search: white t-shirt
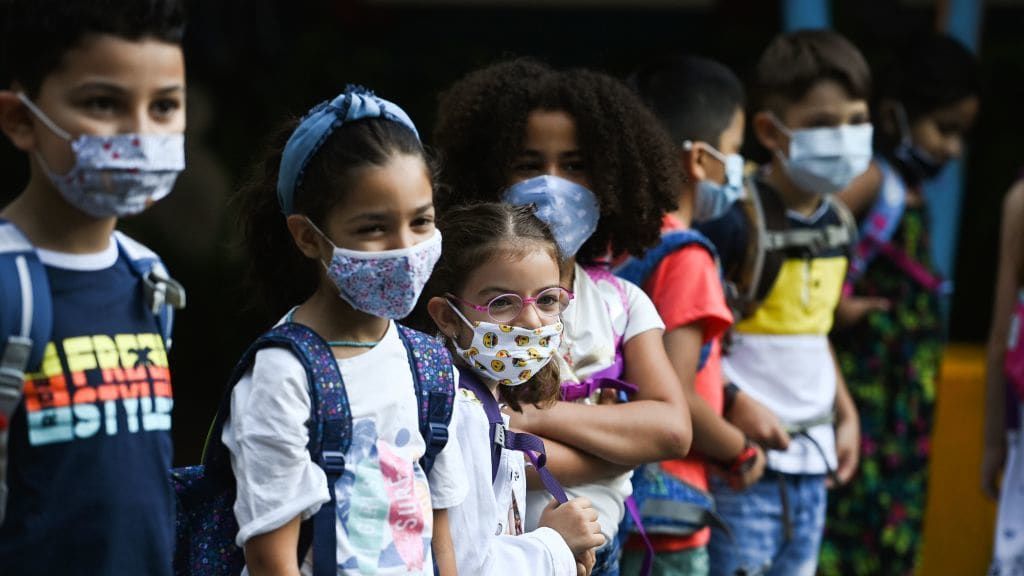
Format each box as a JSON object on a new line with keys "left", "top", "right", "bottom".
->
{"left": 222, "top": 320, "right": 468, "bottom": 576}
{"left": 524, "top": 264, "right": 665, "bottom": 544}
{"left": 722, "top": 334, "right": 837, "bottom": 474}
{"left": 448, "top": 390, "right": 577, "bottom": 575}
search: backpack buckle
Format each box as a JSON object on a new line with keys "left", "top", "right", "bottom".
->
{"left": 0, "top": 336, "right": 31, "bottom": 411}
{"left": 492, "top": 422, "right": 506, "bottom": 448}
{"left": 428, "top": 421, "right": 450, "bottom": 449}
{"left": 143, "top": 270, "right": 187, "bottom": 315}
{"left": 320, "top": 450, "right": 346, "bottom": 475}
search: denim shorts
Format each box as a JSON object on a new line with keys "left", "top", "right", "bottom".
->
{"left": 592, "top": 530, "right": 623, "bottom": 576}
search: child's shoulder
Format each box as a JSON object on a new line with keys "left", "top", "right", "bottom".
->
{"left": 111, "top": 230, "right": 164, "bottom": 263}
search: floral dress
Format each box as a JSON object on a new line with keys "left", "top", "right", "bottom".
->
{"left": 820, "top": 200, "right": 943, "bottom": 576}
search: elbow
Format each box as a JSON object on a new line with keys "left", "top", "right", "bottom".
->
{"left": 660, "top": 414, "right": 692, "bottom": 460}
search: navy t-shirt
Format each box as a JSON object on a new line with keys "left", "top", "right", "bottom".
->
{"left": 0, "top": 240, "right": 174, "bottom": 576}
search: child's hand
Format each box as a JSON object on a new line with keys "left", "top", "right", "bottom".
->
{"left": 726, "top": 392, "right": 791, "bottom": 450}
{"left": 538, "top": 497, "right": 605, "bottom": 557}
{"left": 575, "top": 548, "right": 596, "bottom": 576}
{"left": 981, "top": 440, "right": 1007, "bottom": 499}
{"left": 730, "top": 444, "right": 767, "bottom": 490}
{"left": 831, "top": 411, "right": 860, "bottom": 487}
{"left": 834, "top": 296, "right": 890, "bottom": 328}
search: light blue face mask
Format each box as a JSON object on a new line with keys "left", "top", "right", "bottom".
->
{"left": 771, "top": 116, "right": 874, "bottom": 195}
{"left": 685, "top": 140, "right": 745, "bottom": 222}
{"left": 502, "top": 175, "right": 600, "bottom": 260}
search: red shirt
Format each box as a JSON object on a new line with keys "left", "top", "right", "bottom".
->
{"left": 627, "top": 214, "right": 733, "bottom": 552}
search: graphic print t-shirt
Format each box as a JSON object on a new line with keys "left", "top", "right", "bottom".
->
{"left": 223, "top": 319, "right": 467, "bottom": 576}
{"left": 0, "top": 238, "right": 175, "bottom": 576}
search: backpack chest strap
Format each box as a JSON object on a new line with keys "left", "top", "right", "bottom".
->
{"left": 763, "top": 223, "right": 853, "bottom": 254}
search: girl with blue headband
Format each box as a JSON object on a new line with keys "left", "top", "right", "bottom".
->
{"left": 225, "top": 86, "right": 467, "bottom": 576}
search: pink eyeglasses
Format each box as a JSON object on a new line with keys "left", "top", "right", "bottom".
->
{"left": 447, "top": 286, "right": 574, "bottom": 323}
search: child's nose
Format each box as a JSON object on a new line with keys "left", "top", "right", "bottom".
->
{"left": 126, "top": 109, "right": 155, "bottom": 135}
{"left": 389, "top": 229, "right": 417, "bottom": 251}
{"left": 517, "top": 303, "right": 545, "bottom": 330}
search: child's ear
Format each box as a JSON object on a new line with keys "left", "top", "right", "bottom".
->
{"left": 285, "top": 215, "right": 327, "bottom": 260}
{"left": 427, "top": 296, "right": 460, "bottom": 340}
{"left": 681, "top": 145, "right": 707, "bottom": 182}
{"left": 0, "top": 90, "right": 37, "bottom": 152}
{"left": 753, "top": 111, "right": 787, "bottom": 153}
{"left": 876, "top": 99, "right": 900, "bottom": 138}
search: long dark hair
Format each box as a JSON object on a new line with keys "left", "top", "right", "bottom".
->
{"left": 412, "top": 202, "right": 562, "bottom": 412}
{"left": 234, "top": 114, "right": 431, "bottom": 323}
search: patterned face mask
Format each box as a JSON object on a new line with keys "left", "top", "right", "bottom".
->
{"left": 308, "top": 219, "right": 442, "bottom": 319}
{"left": 447, "top": 300, "right": 562, "bottom": 387}
{"left": 18, "top": 93, "right": 184, "bottom": 218}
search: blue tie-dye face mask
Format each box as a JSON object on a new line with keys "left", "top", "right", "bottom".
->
{"left": 502, "top": 175, "right": 600, "bottom": 260}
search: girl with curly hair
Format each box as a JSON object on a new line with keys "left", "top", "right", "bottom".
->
{"left": 433, "top": 59, "right": 694, "bottom": 576}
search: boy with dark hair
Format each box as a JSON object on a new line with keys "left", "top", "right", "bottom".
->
{"left": 618, "top": 55, "right": 768, "bottom": 576}
{"left": 695, "top": 30, "right": 866, "bottom": 576}
{"left": 0, "top": 1, "right": 186, "bottom": 574}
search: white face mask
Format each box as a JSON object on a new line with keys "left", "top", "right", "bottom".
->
{"left": 772, "top": 115, "right": 873, "bottom": 195}
{"left": 18, "top": 93, "right": 185, "bottom": 218}
{"left": 447, "top": 300, "right": 561, "bottom": 387}
{"left": 686, "top": 141, "right": 745, "bottom": 222}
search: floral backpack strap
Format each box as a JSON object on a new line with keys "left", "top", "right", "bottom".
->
{"left": 396, "top": 324, "right": 456, "bottom": 476}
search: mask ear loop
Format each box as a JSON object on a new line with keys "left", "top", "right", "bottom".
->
{"left": 445, "top": 298, "right": 478, "bottom": 330}
{"left": 16, "top": 93, "right": 72, "bottom": 140}
{"left": 301, "top": 216, "right": 341, "bottom": 271}
{"left": 892, "top": 102, "right": 914, "bottom": 149}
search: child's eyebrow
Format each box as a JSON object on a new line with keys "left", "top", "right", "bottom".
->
{"left": 69, "top": 81, "right": 129, "bottom": 95}
{"left": 153, "top": 85, "right": 185, "bottom": 95}
{"left": 413, "top": 203, "right": 434, "bottom": 215}
{"left": 347, "top": 211, "right": 391, "bottom": 223}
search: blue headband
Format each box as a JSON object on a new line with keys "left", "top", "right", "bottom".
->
{"left": 276, "top": 86, "right": 420, "bottom": 215}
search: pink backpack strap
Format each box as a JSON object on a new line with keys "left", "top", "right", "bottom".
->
{"left": 1006, "top": 291, "right": 1024, "bottom": 400}
{"left": 582, "top": 264, "right": 629, "bottom": 347}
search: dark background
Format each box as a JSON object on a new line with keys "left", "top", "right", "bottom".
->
{"left": 2, "top": 0, "right": 1022, "bottom": 464}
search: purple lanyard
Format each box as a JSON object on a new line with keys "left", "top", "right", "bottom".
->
{"left": 457, "top": 368, "right": 568, "bottom": 504}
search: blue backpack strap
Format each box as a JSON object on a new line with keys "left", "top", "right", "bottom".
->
{"left": 200, "top": 322, "right": 349, "bottom": 576}
{"left": 396, "top": 325, "right": 455, "bottom": 476}
{"left": 614, "top": 229, "right": 720, "bottom": 370}
{"left": 113, "top": 231, "right": 186, "bottom": 350}
{"left": 0, "top": 219, "right": 51, "bottom": 525}
{"left": 615, "top": 229, "right": 720, "bottom": 288}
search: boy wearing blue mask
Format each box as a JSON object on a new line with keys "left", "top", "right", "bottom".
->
{"left": 615, "top": 55, "right": 772, "bottom": 576}
{"left": 0, "top": 1, "right": 186, "bottom": 574}
{"left": 695, "top": 30, "right": 866, "bottom": 576}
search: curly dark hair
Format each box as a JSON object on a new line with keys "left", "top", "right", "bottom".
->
{"left": 408, "top": 202, "right": 562, "bottom": 412}
{"left": 233, "top": 113, "right": 431, "bottom": 324}
{"left": 433, "top": 58, "right": 680, "bottom": 263}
